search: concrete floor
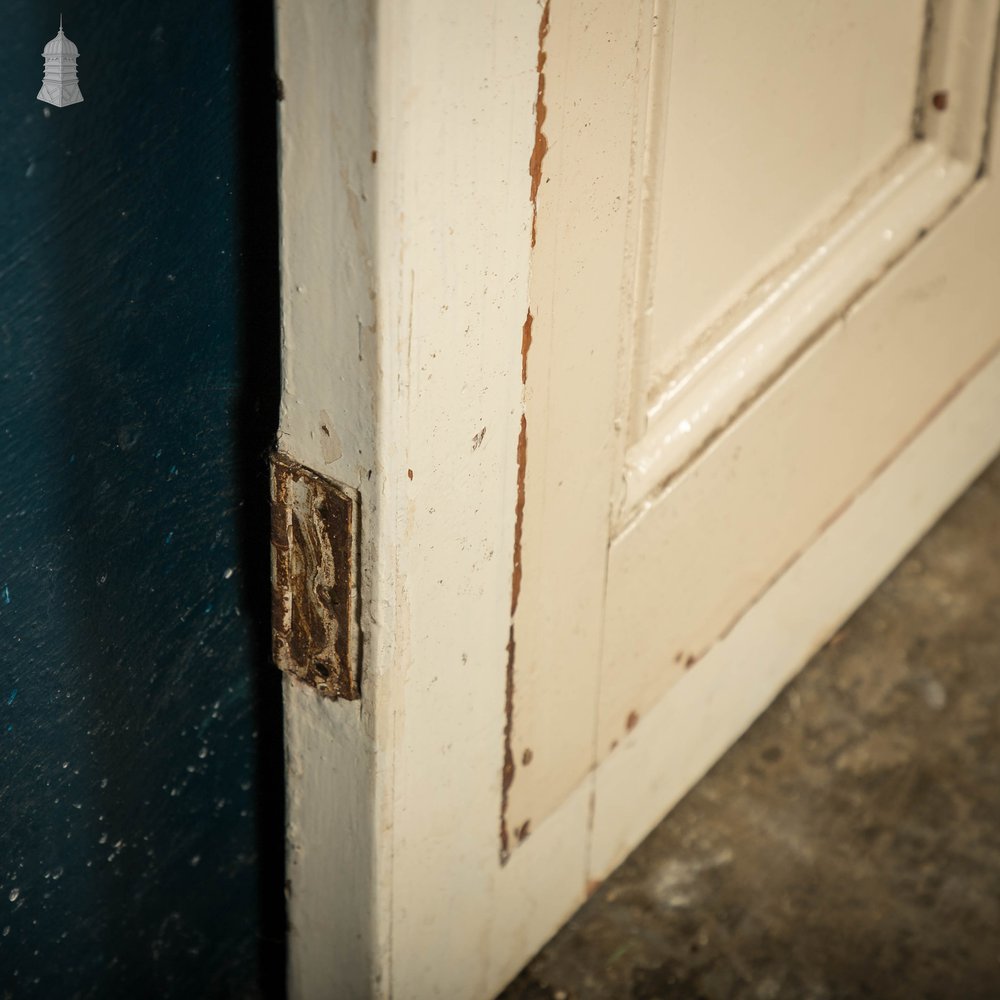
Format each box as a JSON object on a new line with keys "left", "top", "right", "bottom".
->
{"left": 501, "top": 455, "right": 1000, "bottom": 1000}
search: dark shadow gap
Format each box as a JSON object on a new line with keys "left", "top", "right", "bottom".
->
{"left": 232, "top": 2, "right": 286, "bottom": 996}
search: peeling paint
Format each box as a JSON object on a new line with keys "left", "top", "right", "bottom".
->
{"left": 528, "top": 1, "right": 551, "bottom": 248}
{"left": 318, "top": 409, "right": 343, "bottom": 464}
{"left": 521, "top": 311, "right": 533, "bottom": 384}
{"left": 500, "top": 1, "right": 551, "bottom": 864}
{"left": 500, "top": 624, "right": 516, "bottom": 863}
{"left": 510, "top": 414, "right": 528, "bottom": 617}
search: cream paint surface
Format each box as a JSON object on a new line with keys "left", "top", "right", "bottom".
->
{"left": 371, "top": 0, "right": 543, "bottom": 995}
{"left": 284, "top": 682, "right": 383, "bottom": 998}
{"left": 505, "top": 0, "right": 998, "bottom": 839}
{"left": 623, "top": 0, "right": 998, "bottom": 506}
{"left": 278, "top": 0, "right": 602, "bottom": 989}
{"left": 623, "top": 144, "right": 973, "bottom": 512}
{"left": 275, "top": 2, "right": 390, "bottom": 996}
{"left": 504, "top": 0, "right": 645, "bottom": 856}
{"left": 649, "top": 0, "right": 924, "bottom": 380}
{"left": 602, "top": 0, "right": 1000, "bottom": 754}
{"left": 600, "top": 169, "right": 1000, "bottom": 756}
{"left": 276, "top": 0, "right": 377, "bottom": 488}
{"left": 276, "top": 0, "right": 1000, "bottom": 997}
{"left": 592, "top": 342, "right": 1000, "bottom": 878}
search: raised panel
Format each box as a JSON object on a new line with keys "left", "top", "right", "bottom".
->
{"left": 623, "top": 0, "right": 997, "bottom": 511}
{"left": 601, "top": 0, "right": 1000, "bottom": 757}
{"left": 650, "top": 0, "right": 924, "bottom": 379}
{"left": 600, "top": 179, "right": 1000, "bottom": 756}
{"left": 495, "top": 0, "right": 1000, "bottom": 860}
{"left": 277, "top": 0, "right": 1000, "bottom": 994}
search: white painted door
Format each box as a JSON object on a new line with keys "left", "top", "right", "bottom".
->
{"left": 273, "top": 1, "right": 1000, "bottom": 997}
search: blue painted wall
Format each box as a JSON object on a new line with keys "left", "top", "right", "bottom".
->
{"left": 0, "top": 2, "right": 283, "bottom": 996}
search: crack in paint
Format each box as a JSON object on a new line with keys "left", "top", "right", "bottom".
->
{"left": 501, "top": 1, "right": 551, "bottom": 865}
{"left": 521, "top": 309, "right": 534, "bottom": 387}
{"left": 500, "top": 623, "right": 517, "bottom": 862}
{"left": 509, "top": 412, "right": 529, "bottom": 617}
{"left": 528, "top": 1, "right": 551, "bottom": 249}
{"left": 501, "top": 377, "right": 530, "bottom": 863}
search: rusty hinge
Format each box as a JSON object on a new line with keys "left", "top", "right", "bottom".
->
{"left": 270, "top": 452, "right": 360, "bottom": 700}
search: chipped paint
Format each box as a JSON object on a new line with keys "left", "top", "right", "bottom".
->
{"left": 528, "top": 1, "right": 551, "bottom": 248}
{"left": 521, "top": 310, "right": 533, "bottom": 384}
{"left": 500, "top": 413, "right": 529, "bottom": 863}
{"left": 318, "top": 410, "right": 343, "bottom": 464}
{"left": 271, "top": 452, "right": 360, "bottom": 700}
{"left": 509, "top": 414, "right": 529, "bottom": 617}
{"left": 500, "top": 1, "right": 551, "bottom": 865}
{"left": 500, "top": 624, "right": 517, "bottom": 862}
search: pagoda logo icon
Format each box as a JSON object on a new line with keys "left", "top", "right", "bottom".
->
{"left": 38, "top": 16, "right": 83, "bottom": 108}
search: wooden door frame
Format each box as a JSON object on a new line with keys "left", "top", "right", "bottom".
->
{"left": 273, "top": 2, "right": 1000, "bottom": 997}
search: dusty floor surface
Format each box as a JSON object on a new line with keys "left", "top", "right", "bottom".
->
{"left": 501, "top": 456, "right": 1000, "bottom": 1000}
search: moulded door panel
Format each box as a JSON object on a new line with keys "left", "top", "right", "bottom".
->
{"left": 503, "top": 0, "right": 1000, "bottom": 859}
{"left": 649, "top": 0, "right": 925, "bottom": 382}
{"left": 276, "top": 1, "right": 1000, "bottom": 997}
{"left": 599, "top": 0, "right": 1000, "bottom": 759}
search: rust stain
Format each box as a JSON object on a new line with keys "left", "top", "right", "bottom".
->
{"left": 625, "top": 710, "right": 639, "bottom": 732}
{"left": 685, "top": 653, "right": 698, "bottom": 669}
{"left": 500, "top": 2, "right": 551, "bottom": 864}
{"left": 371, "top": 149, "right": 378, "bottom": 163}
{"left": 510, "top": 414, "right": 528, "bottom": 617}
{"left": 521, "top": 311, "right": 533, "bottom": 384}
{"left": 500, "top": 624, "right": 516, "bottom": 862}
{"left": 932, "top": 90, "right": 949, "bottom": 112}
{"left": 271, "top": 453, "right": 360, "bottom": 700}
{"left": 407, "top": 468, "right": 413, "bottom": 481}
{"left": 528, "top": 0, "right": 551, "bottom": 248}
{"left": 521, "top": 747, "right": 533, "bottom": 766}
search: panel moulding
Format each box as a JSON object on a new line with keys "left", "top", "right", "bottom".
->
{"left": 619, "top": 0, "right": 1000, "bottom": 523}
